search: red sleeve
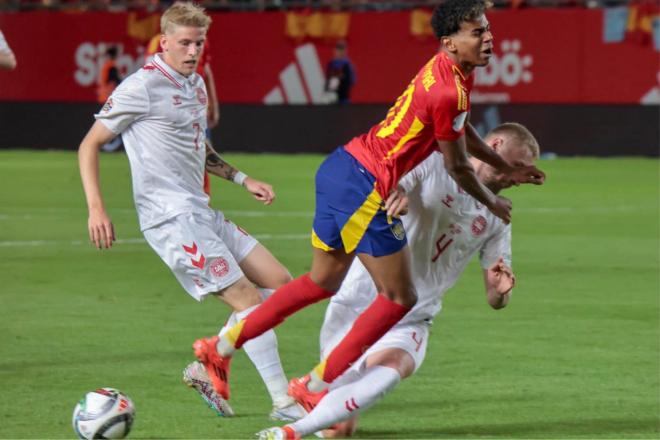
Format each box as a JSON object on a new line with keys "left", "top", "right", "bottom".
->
{"left": 431, "top": 84, "right": 468, "bottom": 142}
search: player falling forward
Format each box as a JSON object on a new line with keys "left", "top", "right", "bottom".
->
{"left": 192, "top": 0, "right": 545, "bottom": 416}
{"left": 78, "top": 1, "right": 301, "bottom": 421}
{"left": 257, "top": 122, "right": 540, "bottom": 439}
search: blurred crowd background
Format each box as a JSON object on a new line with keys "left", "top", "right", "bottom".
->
{"left": 0, "top": 0, "right": 656, "bottom": 156}
{"left": 0, "top": 0, "right": 634, "bottom": 12}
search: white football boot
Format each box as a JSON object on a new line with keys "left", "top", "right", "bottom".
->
{"left": 182, "top": 361, "right": 234, "bottom": 417}
{"left": 270, "top": 397, "right": 306, "bottom": 422}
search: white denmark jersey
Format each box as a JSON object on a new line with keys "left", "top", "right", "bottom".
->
{"left": 334, "top": 152, "right": 512, "bottom": 324}
{"left": 95, "top": 54, "right": 209, "bottom": 231}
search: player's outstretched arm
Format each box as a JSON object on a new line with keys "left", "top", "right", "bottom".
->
{"left": 466, "top": 123, "right": 545, "bottom": 185}
{"left": 79, "top": 121, "right": 117, "bottom": 249}
{"left": 204, "top": 141, "right": 275, "bottom": 205}
{"left": 483, "top": 257, "right": 514, "bottom": 309}
{"left": 437, "top": 137, "right": 512, "bottom": 224}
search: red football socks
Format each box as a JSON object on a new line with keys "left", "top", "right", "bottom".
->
{"left": 234, "top": 273, "right": 334, "bottom": 349}
{"left": 321, "top": 293, "right": 410, "bottom": 383}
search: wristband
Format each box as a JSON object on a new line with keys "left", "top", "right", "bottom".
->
{"left": 233, "top": 171, "right": 248, "bottom": 186}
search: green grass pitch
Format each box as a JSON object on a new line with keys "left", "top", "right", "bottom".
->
{"left": 0, "top": 151, "right": 658, "bottom": 439}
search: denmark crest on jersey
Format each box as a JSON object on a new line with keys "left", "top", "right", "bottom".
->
{"left": 210, "top": 257, "right": 229, "bottom": 278}
{"left": 101, "top": 98, "right": 113, "bottom": 113}
{"left": 471, "top": 215, "right": 487, "bottom": 236}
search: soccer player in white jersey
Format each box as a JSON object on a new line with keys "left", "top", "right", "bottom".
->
{"left": 78, "top": 1, "right": 302, "bottom": 422}
{"left": 257, "top": 122, "right": 540, "bottom": 439}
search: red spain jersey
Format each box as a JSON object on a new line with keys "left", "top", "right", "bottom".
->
{"left": 345, "top": 52, "right": 474, "bottom": 198}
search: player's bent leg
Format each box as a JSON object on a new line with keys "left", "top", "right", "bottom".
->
{"left": 358, "top": 247, "right": 417, "bottom": 308}
{"left": 198, "top": 250, "right": 345, "bottom": 400}
{"left": 214, "top": 276, "right": 263, "bottom": 311}
{"left": 365, "top": 347, "right": 416, "bottom": 380}
{"left": 228, "top": 247, "right": 352, "bottom": 350}
{"left": 288, "top": 365, "right": 401, "bottom": 437}
{"left": 307, "top": 247, "right": 415, "bottom": 390}
{"left": 193, "top": 277, "right": 261, "bottom": 399}
{"left": 239, "top": 243, "right": 293, "bottom": 290}
{"left": 308, "top": 247, "right": 356, "bottom": 292}
{"left": 318, "top": 349, "right": 414, "bottom": 437}
{"left": 233, "top": 303, "right": 303, "bottom": 420}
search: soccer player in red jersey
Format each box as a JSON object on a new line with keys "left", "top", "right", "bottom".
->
{"left": 192, "top": 0, "right": 545, "bottom": 415}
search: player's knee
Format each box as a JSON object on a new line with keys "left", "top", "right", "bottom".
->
{"left": 216, "top": 277, "right": 262, "bottom": 310}
{"left": 369, "top": 350, "right": 415, "bottom": 379}
{"left": 274, "top": 269, "right": 294, "bottom": 287}
{"left": 402, "top": 287, "right": 418, "bottom": 308}
{"left": 385, "top": 286, "right": 417, "bottom": 308}
{"left": 376, "top": 278, "right": 417, "bottom": 307}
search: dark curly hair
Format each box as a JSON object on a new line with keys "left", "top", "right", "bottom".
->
{"left": 431, "top": 0, "right": 493, "bottom": 39}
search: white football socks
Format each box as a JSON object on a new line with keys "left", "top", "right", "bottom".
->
{"left": 289, "top": 365, "right": 401, "bottom": 436}
{"left": 219, "top": 297, "right": 291, "bottom": 408}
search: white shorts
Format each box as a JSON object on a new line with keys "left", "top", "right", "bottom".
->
{"left": 319, "top": 300, "right": 430, "bottom": 388}
{"left": 143, "top": 210, "right": 258, "bottom": 301}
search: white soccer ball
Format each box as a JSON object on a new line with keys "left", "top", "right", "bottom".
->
{"left": 72, "top": 387, "right": 135, "bottom": 439}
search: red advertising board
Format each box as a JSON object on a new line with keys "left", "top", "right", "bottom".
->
{"left": 0, "top": 9, "right": 657, "bottom": 104}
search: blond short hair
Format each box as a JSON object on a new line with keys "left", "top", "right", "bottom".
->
{"left": 488, "top": 122, "right": 540, "bottom": 159}
{"left": 161, "top": 2, "right": 212, "bottom": 35}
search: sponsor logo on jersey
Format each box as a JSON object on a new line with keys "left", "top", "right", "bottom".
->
{"left": 183, "top": 242, "right": 206, "bottom": 269}
{"left": 195, "top": 87, "right": 207, "bottom": 105}
{"left": 452, "top": 111, "right": 468, "bottom": 132}
{"left": 471, "top": 215, "right": 488, "bottom": 236}
{"left": 101, "top": 97, "right": 113, "bottom": 113}
{"left": 391, "top": 221, "right": 406, "bottom": 241}
{"left": 210, "top": 257, "right": 229, "bottom": 278}
{"left": 172, "top": 95, "right": 182, "bottom": 105}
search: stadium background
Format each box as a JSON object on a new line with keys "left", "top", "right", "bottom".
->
{"left": 0, "top": 0, "right": 658, "bottom": 439}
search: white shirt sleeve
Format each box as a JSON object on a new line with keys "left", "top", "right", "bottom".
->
{"left": 479, "top": 224, "right": 512, "bottom": 269}
{"left": 94, "top": 78, "right": 150, "bottom": 135}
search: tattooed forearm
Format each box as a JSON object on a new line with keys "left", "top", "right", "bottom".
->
{"left": 205, "top": 147, "right": 238, "bottom": 181}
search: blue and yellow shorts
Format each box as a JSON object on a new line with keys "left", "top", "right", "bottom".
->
{"left": 311, "top": 146, "right": 407, "bottom": 257}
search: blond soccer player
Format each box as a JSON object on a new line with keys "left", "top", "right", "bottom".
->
{"left": 78, "top": 1, "right": 302, "bottom": 422}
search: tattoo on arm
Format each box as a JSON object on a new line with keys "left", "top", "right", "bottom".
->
{"left": 205, "top": 148, "right": 238, "bottom": 181}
